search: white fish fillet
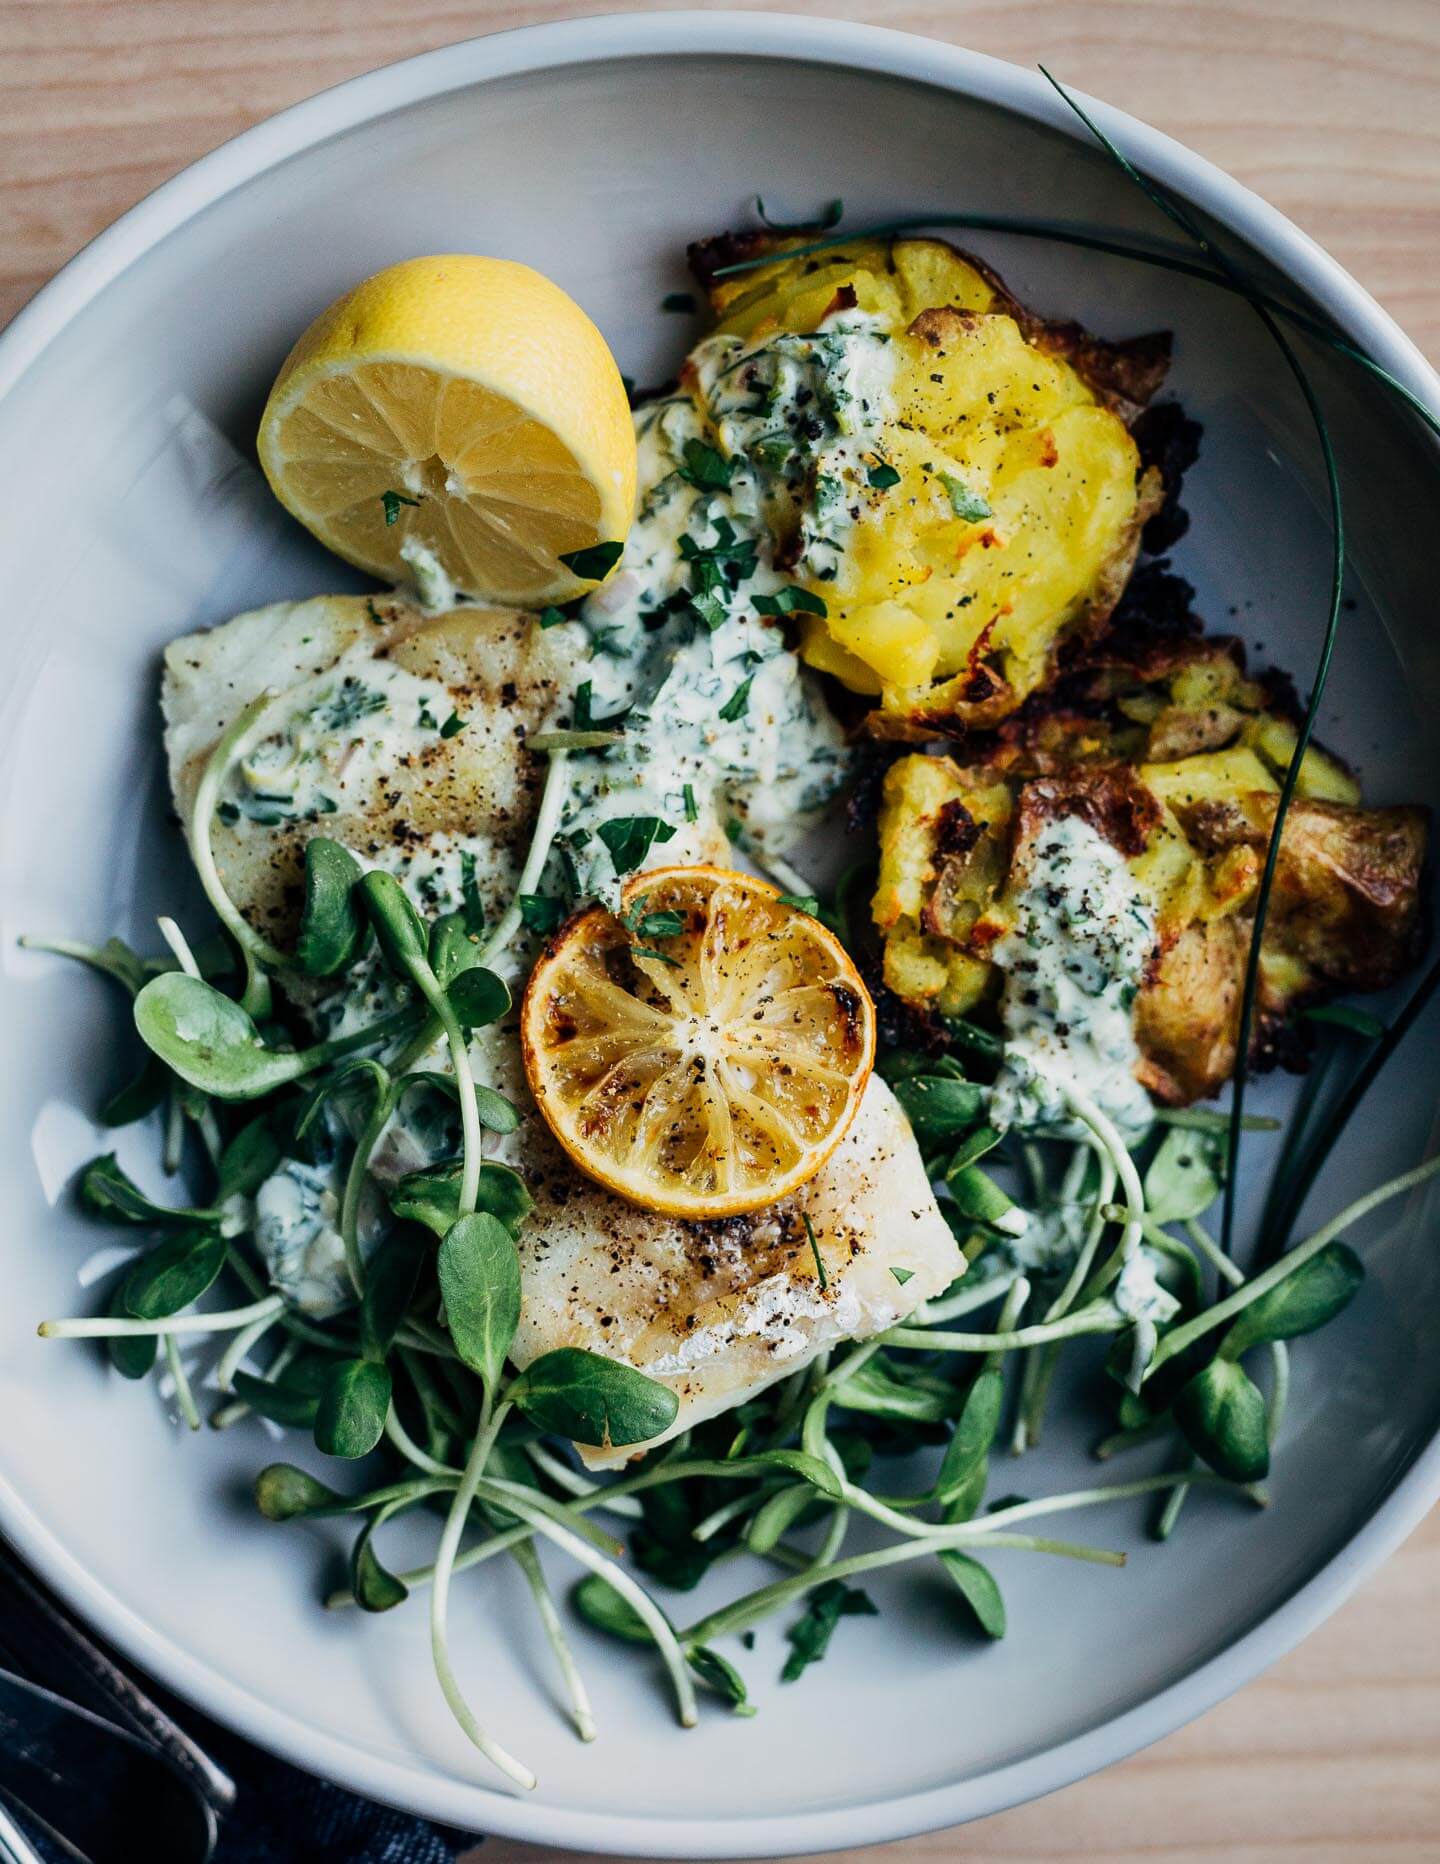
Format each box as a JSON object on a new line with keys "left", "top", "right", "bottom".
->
{"left": 161, "top": 594, "right": 962, "bottom": 1451}
{"left": 510, "top": 1071, "right": 961, "bottom": 1466}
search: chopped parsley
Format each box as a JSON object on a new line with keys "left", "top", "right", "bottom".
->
{"left": 313, "top": 678, "right": 387, "bottom": 732}
{"left": 439, "top": 711, "right": 466, "bottom": 740}
{"left": 518, "top": 894, "right": 566, "bottom": 936}
{"left": 753, "top": 586, "right": 827, "bottom": 618}
{"left": 939, "top": 472, "right": 993, "bottom": 522}
{"left": 459, "top": 850, "right": 486, "bottom": 936}
{"left": 690, "top": 589, "right": 728, "bottom": 633}
{"left": 630, "top": 946, "right": 681, "bottom": 968}
{"left": 380, "top": 488, "right": 420, "bottom": 526}
{"left": 365, "top": 598, "right": 385, "bottom": 625}
{"left": 572, "top": 681, "right": 632, "bottom": 733}
{"left": 538, "top": 605, "right": 572, "bottom": 629}
{"left": 682, "top": 783, "right": 698, "bottom": 824}
{"left": 597, "top": 815, "right": 677, "bottom": 876}
{"left": 778, "top": 893, "right": 820, "bottom": 917}
{"left": 890, "top": 1266, "right": 914, "bottom": 1286}
{"left": 678, "top": 439, "right": 736, "bottom": 490}
{"left": 866, "top": 461, "right": 901, "bottom": 490}
{"left": 781, "top": 1580, "right": 877, "bottom": 1682}
{"left": 622, "top": 896, "right": 685, "bottom": 942}
{"left": 559, "top": 540, "right": 625, "bottom": 581}
{"left": 417, "top": 701, "right": 438, "bottom": 731}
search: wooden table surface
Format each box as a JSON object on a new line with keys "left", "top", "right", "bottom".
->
{"left": 4, "top": 2, "right": 1438, "bottom": 1858}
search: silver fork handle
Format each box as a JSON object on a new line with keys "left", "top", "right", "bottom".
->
{"left": 0, "top": 1801, "right": 45, "bottom": 1864}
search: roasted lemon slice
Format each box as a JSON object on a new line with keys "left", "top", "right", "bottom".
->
{"left": 520, "top": 867, "right": 876, "bottom": 1218}
{"left": 257, "top": 255, "right": 636, "bottom": 606}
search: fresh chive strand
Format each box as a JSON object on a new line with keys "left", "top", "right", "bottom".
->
{"left": 1036, "top": 68, "right": 1349, "bottom": 1258}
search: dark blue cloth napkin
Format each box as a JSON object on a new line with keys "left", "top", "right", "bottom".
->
{"left": 197, "top": 1718, "right": 475, "bottom": 1864}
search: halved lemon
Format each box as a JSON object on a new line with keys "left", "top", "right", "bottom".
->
{"left": 257, "top": 255, "right": 637, "bottom": 605}
{"left": 520, "top": 867, "right": 876, "bottom": 1218}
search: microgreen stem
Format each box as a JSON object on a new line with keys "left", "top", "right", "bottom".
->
{"left": 475, "top": 749, "right": 571, "bottom": 968}
{"left": 679, "top": 1530, "right": 1124, "bottom": 1649}
{"left": 338, "top": 1072, "right": 397, "bottom": 1297}
{"left": 214, "top": 1303, "right": 284, "bottom": 1393}
{"left": 163, "top": 1335, "right": 202, "bottom": 1431}
{"left": 188, "top": 690, "right": 288, "bottom": 1014}
{"left": 1148, "top": 1154, "right": 1440, "bottom": 1378}
{"left": 913, "top": 1270, "right": 1021, "bottom": 1325}
{"left": 885, "top": 1304, "right": 1120, "bottom": 1354}
{"left": 510, "top": 1539, "right": 596, "bottom": 1743}
{"left": 525, "top": 1442, "right": 645, "bottom": 1519}
{"left": 429, "top": 1401, "right": 536, "bottom": 1790}
{"left": 39, "top": 1292, "right": 284, "bottom": 1341}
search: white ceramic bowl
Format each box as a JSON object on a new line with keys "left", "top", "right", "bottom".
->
{"left": 2, "top": 14, "right": 1438, "bottom": 1856}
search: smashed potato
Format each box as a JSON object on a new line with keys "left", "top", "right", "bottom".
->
{"left": 689, "top": 232, "right": 1167, "bottom": 736}
{"left": 872, "top": 634, "right": 1427, "bottom": 1101}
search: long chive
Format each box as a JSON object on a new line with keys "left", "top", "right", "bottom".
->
{"left": 1261, "top": 950, "right": 1440, "bottom": 1257}
{"left": 1035, "top": 69, "right": 1348, "bottom": 1258}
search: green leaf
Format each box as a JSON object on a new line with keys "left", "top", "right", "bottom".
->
{"left": 1173, "top": 1357, "right": 1270, "bottom": 1483}
{"left": 135, "top": 974, "right": 303, "bottom": 1100}
{"left": 427, "top": 912, "right": 480, "bottom": 988}
{"left": 678, "top": 439, "right": 735, "bottom": 490}
{"left": 945, "top": 1126, "right": 1002, "bottom": 1179}
{"left": 596, "top": 815, "right": 677, "bottom": 876}
{"left": 313, "top": 1358, "right": 392, "bottom": 1459}
{"left": 216, "top": 1115, "right": 283, "bottom": 1201}
{"left": 295, "top": 838, "right": 366, "bottom": 977}
{"left": 831, "top": 1356, "right": 965, "bottom": 1425}
{"left": 357, "top": 872, "right": 428, "bottom": 976}
{"left": 1219, "top": 1242, "right": 1364, "bottom": 1360}
{"left": 361, "top": 1230, "right": 427, "bottom": 1364}
{"left": 752, "top": 586, "right": 827, "bottom": 617}
{"left": 748, "top": 1448, "right": 843, "bottom": 1499}
{"left": 934, "top": 1365, "right": 1003, "bottom": 1510}
{"left": 776, "top": 893, "right": 819, "bottom": 917}
{"left": 389, "top": 1161, "right": 533, "bottom": 1238}
{"left": 352, "top": 1509, "right": 410, "bottom": 1612}
{"left": 77, "top": 1154, "right": 213, "bottom": 1227}
{"left": 781, "top": 1579, "right": 877, "bottom": 1682}
{"left": 1144, "top": 1126, "right": 1223, "bottom": 1223}
{"left": 572, "top": 1572, "right": 651, "bottom": 1643}
{"left": 947, "top": 1165, "right": 1022, "bottom": 1230}
{"left": 438, "top": 1213, "right": 521, "bottom": 1393}
{"left": 100, "top": 1055, "right": 169, "bottom": 1127}
{"left": 122, "top": 1228, "right": 228, "bottom": 1320}
{"left": 1303, "top": 1002, "right": 1386, "bottom": 1038}
{"left": 518, "top": 893, "right": 566, "bottom": 936}
{"left": 446, "top": 966, "right": 511, "bottom": 1031}
{"left": 254, "top": 1463, "right": 344, "bottom": 1521}
{"left": 559, "top": 540, "right": 625, "bottom": 581}
{"left": 938, "top": 472, "right": 992, "bottom": 522}
{"left": 937, "top": 1550, "right": 1006, "bottom": 1637}
{"left": 107, "top": 1280, "right": 156, "bottom": 1379}
{"left": 686, "top": 1644, "right": 754, "bottom": 1712}
{"left": 891, "top": 1075, "right": 986, "bottom": 1143}
{"left": 233, "top": 1369, "right": 323, "bottom": 1429}
{"left": 509, "top": 1347, "right": 678, "bottom": 1448}
{"left": 865, "top": 462, "right": 901, "bottom": 490}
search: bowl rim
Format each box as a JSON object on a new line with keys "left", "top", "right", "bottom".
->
{"left": 2, "top": 10, "right": 1438, "bottom": 1854}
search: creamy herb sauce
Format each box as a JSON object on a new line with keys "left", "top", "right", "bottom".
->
{"left": 560, "top": 309, "right": 897, "bottom": 899}
{"left": 989, "top": 815, "right": 1157, "bottom": 1145}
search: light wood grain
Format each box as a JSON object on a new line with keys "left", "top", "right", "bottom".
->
{"left": 3, "top": 3, "right": 1437, "bottom": 1857}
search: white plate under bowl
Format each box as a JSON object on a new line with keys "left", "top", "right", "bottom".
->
{"left": 2, "top": 13, "right": 1439, "bottom": 1857}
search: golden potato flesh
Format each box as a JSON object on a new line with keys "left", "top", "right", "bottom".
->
{"left": 694, "top": 235, "right": 1164, "bottom": 735}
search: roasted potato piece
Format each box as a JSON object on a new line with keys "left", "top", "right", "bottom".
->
{"left": 873, "top": 734, "right": 1427, "bottom": 1104}
{"left": 688, "top": 232, "right": 1168, "bottom": 737}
